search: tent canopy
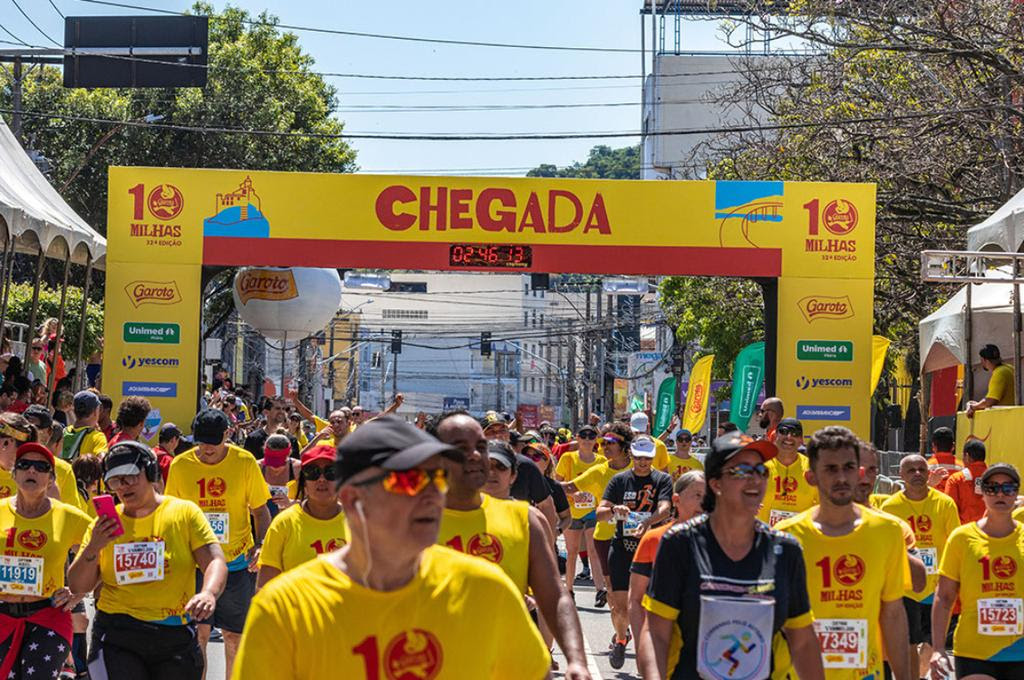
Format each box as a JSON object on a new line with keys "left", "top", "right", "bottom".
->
{"left": 919, "top": 267, "right": 1017, "bottom": 373}
{"left": 0, "top": 118, "right": 105, "bottom": 267}
{"left": 967, "top": 186, "right": 1024, "bottom": 254}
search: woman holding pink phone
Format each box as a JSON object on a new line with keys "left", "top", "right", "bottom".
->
{"left": 68, "top": 441, "right": 228, "bottom": 680}
{"left": 0, "top": 442, "right": 92, "bottom": 679}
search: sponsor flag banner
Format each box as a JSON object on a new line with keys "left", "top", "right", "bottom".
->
{"left": 653, "top": 377, "right": 676, "bottom": 436}
{"left": 730, "top": 342, "right": 765, "bottom": 433}
{"left": 614, "top": 379, "right": 629, "bottom": 418}
{"left": 683, "top": 354, "right": 715, "bottom": 434}
{"left": 871, "top": 335, "right": 891, "bottom": 396}
{"left": 630, "top": 394, "right": 645, "bottom": 413}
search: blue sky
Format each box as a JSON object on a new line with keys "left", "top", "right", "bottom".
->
{"left": 3, "top": 0, "right": 730, "bottom": 175}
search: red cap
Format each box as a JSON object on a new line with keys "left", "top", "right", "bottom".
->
{"left": 263, "top": 446, "right": 290, "bottom": 468}
{"left": 16, "top": 442, "right": 54, "bottom": 467}
{"left": 301, "top": 443, "right": 336, "bottom": 468}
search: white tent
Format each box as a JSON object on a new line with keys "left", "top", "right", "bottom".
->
{"left": 0, "top": 117, "right": 105, "bottom": 266}
{"left": 919, "top": 268, "right": 1017, "bottom": 374}
{"left": 967, "top": 186, "right": 1024, "bottom": 254}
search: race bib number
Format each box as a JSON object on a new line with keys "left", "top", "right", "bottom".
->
{"left": 919, "top": 547, "right": 937, "bottom": 575}
{"left": 268, "top": 485, "right": 288, "bottom": 498}
{"left": 572, "top": 492, "right": 595, "bottom": 510}
{"left": 0, "top": 555, "right": 42, "bottom": 596}
{"left": 623, "top": 511, "right": 651, "bottom": 537}
{"left": 813, "top": 618, "right": 867, "bottom": 669}
{"left": 978, "top": 598, "right": 1023, "bottom": 636}
{"left": 768, "top": 509, "right": 797, "bottom": 527}
{"left": 205, "top": 512, "right": 230, "bottom": 543}
{"left": 113, "top": 541, "right": 164, "bottom": 585}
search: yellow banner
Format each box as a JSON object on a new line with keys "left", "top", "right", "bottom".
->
{"left": 871, "top": 335, "right": 891, "bottom": 396}
{"left": 683, "top": 355, "right": 715, "bottom": 433}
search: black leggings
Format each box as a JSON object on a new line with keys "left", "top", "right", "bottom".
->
{"left": 88, "top": 611, "right": 203, "bottom": 680}
{"left": 0, "top": 619, "right": 70, "bottom": 680}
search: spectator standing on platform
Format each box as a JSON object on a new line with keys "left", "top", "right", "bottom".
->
{"left": 966, "top": 344, "right": 1016, "bottom": 417}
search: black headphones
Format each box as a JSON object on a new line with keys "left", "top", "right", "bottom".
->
{"left": 105, "top": 440, "right": 160, "bottom": 483}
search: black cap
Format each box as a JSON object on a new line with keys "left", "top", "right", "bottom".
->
{"left": 675, "top": 428, "right": 693, "bottom": 440}
{"left": 159, "top": 423, "right": 183, "bottom": 443}
{"left": 336, "top": 415, "right": 463, "bottom": 483}
{"left": 191, "top": 409, "right": 230, "bottom": 445}
{"left": 23, "top": 404, "right": 52, "bottom": 429}
{"left": 104, "top": 441, "right": 155, "bottom": 482}
{"left": 981, "top": 462, "right": 1020, "bottom": 485}
{"left": 578, "top": 423, "right": 597, "bottom": 435}
{"left": 777, "top": 417, "right": 803, "bottom": 434}
{"left": 487, "top": 440, "right": 517, "bottom": 471}
{"left": 508, "top": 430, "right": 523, "bottom": 444}
{"left": 704, "top": 432, "right": 778, "bottom": 479}
{"left": 479, "top": 411, "right": 508, "bottom": 430}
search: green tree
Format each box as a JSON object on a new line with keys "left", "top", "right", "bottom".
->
{"left": 4, "top": 282, "right": 104, "bottom": 359}
{"left": 528, "top": 145, "right": 640, "bottom": 179}
{"left": 2, "top": 2, "right": 357, "bottom": 233}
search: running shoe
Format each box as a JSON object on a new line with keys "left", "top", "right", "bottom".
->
{"left": 575, "top": 567, "right": 592, "bottom": 584}
{"left": 594, "top": 589, "right": 608, "bottom": 608}
{"left": 609, "top": 639, "right": 627, "bottom": 669}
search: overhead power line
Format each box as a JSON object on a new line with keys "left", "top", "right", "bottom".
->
{"left": 0, "top": 104, "right": 1000, "bottom": 142}
{"left": 47, "top": 0, "right": 65, "bottom": 20}
{"left": 79, "top": 0, "right": 643, "bottom": 53}
{"left": 9, "top": 0, "right": 60, "bottom": 46}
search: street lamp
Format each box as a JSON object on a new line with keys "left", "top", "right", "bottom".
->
{"left": 343, "top": 271, "right": 391, "bottom": 291}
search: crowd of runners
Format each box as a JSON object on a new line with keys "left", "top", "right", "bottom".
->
{"left": 0, "top": 380, "right": 1019, "bottom": 679}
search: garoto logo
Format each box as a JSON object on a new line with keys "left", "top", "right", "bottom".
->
{"left": 992, "top": 556, "right": 1017, "bottom": 579}
{"left": 122, "top": 355, "right": 181, "bottom": 370}
{"left": 833, "top": 554, "right": 866, "bottom": 586}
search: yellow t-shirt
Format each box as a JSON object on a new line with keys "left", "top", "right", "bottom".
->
{"left": 663, "top": 454, "right": 703, "bottom": 481}
{"left": 986, "top": 363, "right": 1016, "bottom": 405}
{"left": 83, "top": 496, "right": 218, "bottom": 623}
{"left": 776, "top": 507, "right": 908, "bottom": 679}
{"left": 571, "top": 462, "right": 629, "bottom": 540}
{"left": 554, "top": 451, "right": 606, "bottom": 519}
{"left": 1014, "top": 506, "right": 1024, "bottom": 522}
{"left": 313, "top": 415, "right": 329, "bottom": 433}
{"left": 868, "top": 493, "right": 889, "bottom": 510}
{"left": 438, "top": 494, "right": 530, "bottom": 594}
{"left": 938, "top": 521, "right": 1024, "bottom": 661}
{"left": 53, "top": 457, "right": 88, "bottom": 514}
{"left": 652, "top": 438, "right": 670, "bottom": 472}
{"left": 232, "top": 546, "right": 549, "bottom": 680}
{"left": 165, "top": 445, "right": 272, "bottom": 565}
{"left": 0, "top": 467, "right": 16, "bottom": 500}
{"left": 880, "top": 488, "right": 961, "bottom": 602}
{"left": 758, "top": 454, "right": 819, "bottom": 527}
{"left": 0, "top": 498, "right": 90, "bottom": 598}
{"left": 62, "top": 425, "right": 108, "bottom": 457}
{"left": 258, "top": 502, "right": 349, "bottom": 574}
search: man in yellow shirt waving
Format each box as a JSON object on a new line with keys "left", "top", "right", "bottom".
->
{"left": 967, "top": 344, "right": 1016, "bottom": 417}
{"left": 232, "top": 416, "right": 551, "bottom": 680}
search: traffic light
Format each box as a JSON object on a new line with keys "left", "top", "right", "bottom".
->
{"left": 391, "top": 330, "right": 403, "bottom": 354}
{"left": 480, "top": 332, "right": 492, "bottom": 357}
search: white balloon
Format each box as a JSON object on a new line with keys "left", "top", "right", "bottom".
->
{"left": 232, "top": 267, "right": 342, "bottom": 340}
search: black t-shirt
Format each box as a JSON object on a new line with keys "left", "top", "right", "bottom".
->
{"left": 243, "top": 428, "right": 300, "bottom": 460}
{"left": 646, "top": 516, "right": 811, "bottom": 679}
{"left": 602, "top": 468, "right": 673, "bottom": 548}
{"left": 545, "top": 477, "right": 569, "bottom": 515}
{"left": 510, "top": 454, "right": 552, "bottom": 505}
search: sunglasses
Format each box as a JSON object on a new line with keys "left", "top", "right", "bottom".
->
{"left": 723, "top": 463, "right": 770, "bottom": 479}
{"left": 355, "top": 468, "right": 448, "bottom": 496}
{"left": 578, "top": 432, "right": 597, "bottom": 440}
{"left": 676, "top": 437, "right": 692, "bottom": 443}
{"left": 525, "top": 450, "right": 547, "bottom": 462}
{"left": 14, "top": 459, "right": 52, "bottom": 474}
{"left": 302, "top": 465, "right": 339, "bottom": 482}
{"left": 982, "top": 481, "right": 1020, "bottom": 496}
{"left": 777, "top": 426, "right": 803, "bottom": 436}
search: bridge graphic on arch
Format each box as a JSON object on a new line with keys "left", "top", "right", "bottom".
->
{"left": 714, "top": 180, "right": 785, "bottom": 248}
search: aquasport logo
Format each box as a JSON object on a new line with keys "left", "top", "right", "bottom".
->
{"left": 203, "top": 176, "right": 270, "bottom": 238}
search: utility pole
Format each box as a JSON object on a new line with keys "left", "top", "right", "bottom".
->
{"left": 11, "top": 57, "right": 22, "bottom": 145}
{"left": 595, "top": 291, "right": 603, "bottom": 417}
{"left": 566, "top": 319, "right": 578, "bottom": 430}
{"left": 583, "top": 291, "right": 591, "bottom": 417}
{"left": 606, "top": 294, "right": 614, "bottom": 421}
{"left": 392, "top": 352, "right": 398, "bottom": 401}
{"left": 496, "top": 347, "right": 503, "bottom": 412}
{"left": 379, "top": 330, "right": 386, "bottom": 412}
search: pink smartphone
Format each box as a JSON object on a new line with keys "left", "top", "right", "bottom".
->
{"left": 92, "top": 495, "right": 125, "bottom": 537}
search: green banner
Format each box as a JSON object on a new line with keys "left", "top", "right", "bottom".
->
{"left": 730, "top": 342, "right": 765, "bottom": 433}
{"left": 654, "top": 377, "right": 677, "bottom": 435}
{"left": 629, "top": 394, "right": 645, "bottom": 413}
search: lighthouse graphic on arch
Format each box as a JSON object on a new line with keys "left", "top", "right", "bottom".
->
{"left": 203, "top": 176, "right": 271, "bottom": 238}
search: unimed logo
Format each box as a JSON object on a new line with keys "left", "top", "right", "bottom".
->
{"left": 125, "top": 281, "right": 182, "bottom": 308}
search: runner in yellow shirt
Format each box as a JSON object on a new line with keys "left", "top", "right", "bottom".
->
{"left": 663, "top": 428, "right": 704, "bottom": 480}
{"left": 257, "top": 444, "right": 348, "bottom": 587}
{"left": 68, "top": 441, "right": 227, "bottom": 680}
{"left": 930, "top": 463, "right": 1024, "bottom": 680}
{"left": 0, "top": 442, "right": 91, "bottom": 680}
{"left": 758, "top": 418, "right": 818, "bottom": 527}
{"left": 61, "top": 391, "right": 108, "bottom": 460}
{"left": 554, "top": 423, "right": 607, "bottom": 599}
{"left": 880, "top": 454, "right": 961, "bottom": 678}
{"left": 432, "top": 413, "right": 589, "bottom": 679}
{"left": 232, "top": 416, "right": 550, "bottom": 680}
{"left": 165, "top": 409, "right": 271, "bottom": 679}
{"left": 628, "top": 412, "right": 670, "bottom": 471}
{"left": 775, "top": 426, "right": 912, "bottom": 680}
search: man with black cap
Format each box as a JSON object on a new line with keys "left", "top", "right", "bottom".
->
{"left": 967, "top": 344, "right": 1016, "bottom": 417}
{"left": 757, "top": 417, "right": 818, "bottom": 527}
{"left": 61, "top": 390, "right": 108, "bottom": 460}
{"left": 232, "top": 416, "right": 551, "bottom": 679}
{"left": 166, "top": 409, "right": 272, "bottom": 679}
{"left": 433, "top": 412, "right": 590, "bottom": 680}
{"left": 664, "top": 428, "right": 703, "bottom": 480}
{"left": 154, "top": 422, "right": 184, "bottom": 485}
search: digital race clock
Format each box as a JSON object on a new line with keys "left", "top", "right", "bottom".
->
{"left": 449, "top": 244, "right": 533, "bottom": 268}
